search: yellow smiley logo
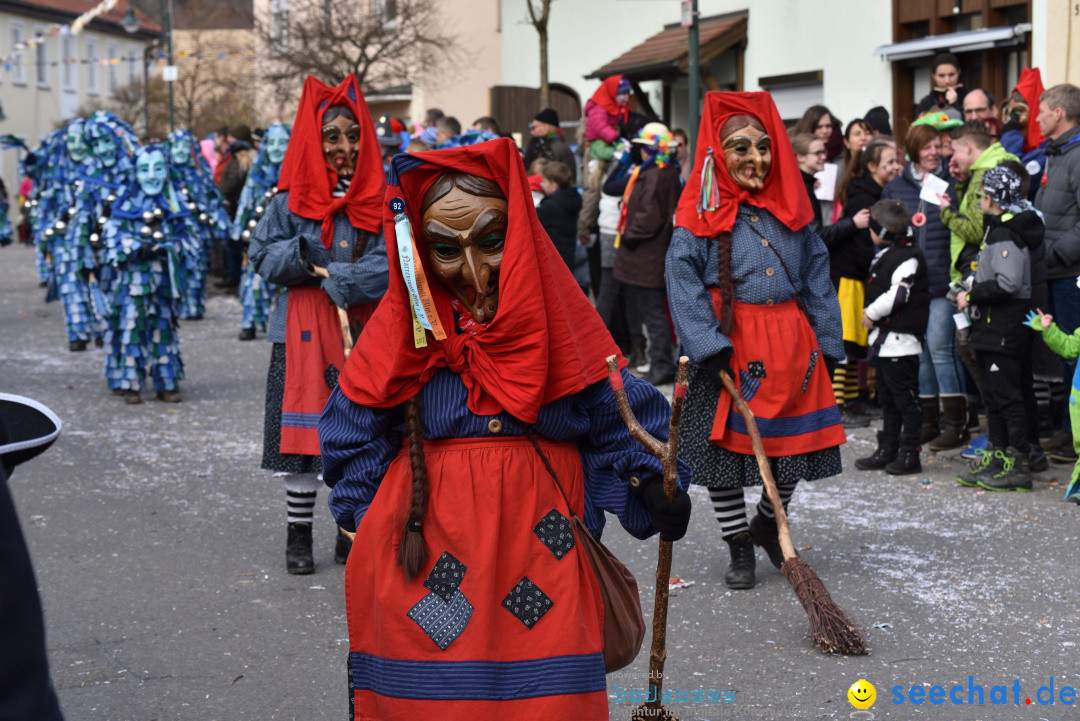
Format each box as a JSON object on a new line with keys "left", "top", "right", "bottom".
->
{"left": 848, "top": 679, "right": 876, "bottom": 709}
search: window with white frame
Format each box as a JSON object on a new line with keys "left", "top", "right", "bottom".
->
{"left": 34, "top": 26, "right": 49, "bottom": 88}
{"left": 61, "top": 35, "right": 76, "bottom": 92}
{"left": 125, "top": 43, "right": 138, "bottom": 85}
{"left": 269, "top": 0, "right": 289, "bottom": 55}
{"left": 85, "top": 36, "right": 98, "bottom": 95}
{"left": 106, "top": 40, "right": 118, "bottom": 96}
{"left": 10, "top": 22, "right": 26, "bottom": 85}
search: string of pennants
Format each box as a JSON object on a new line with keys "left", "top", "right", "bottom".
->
{"left": 0, "top": 0, "right": 255, "bottom": 74}
{"left": 2, "top": 48, "right": 256, "bottom": 69}
{"left": 0, "top": 0, "right": 121, "bottom": 66}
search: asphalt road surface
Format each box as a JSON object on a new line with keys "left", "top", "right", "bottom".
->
{"left": 2, "top": 243, "right": 1078, "bottom": 721}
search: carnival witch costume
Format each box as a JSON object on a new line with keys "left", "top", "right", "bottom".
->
{"left": 319, "top": 137, "right": 692, "bottom": 721}
{"left": 100, "top": 145, "right": 201, "bottom": 403}
{"left": 666, "top": 91, "right": 845, "bottom": 590}
{"left": 167, "top": 129, "right": 230, "bottom": 320}
{"left": 234, "top": 123, "right": 290, "bottom": 340}
{"left": 248, "top": 74, "right": 389, "bottom": 574}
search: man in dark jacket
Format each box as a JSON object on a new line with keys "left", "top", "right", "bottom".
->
{"left": 1034, "top": 83, "right": 1080, "bottom": 461}
{"left": 613, "top": 123, "right": 680, "bottom": 385}
{"left": 522, "top": 108, "right": 576, "bottom": 184}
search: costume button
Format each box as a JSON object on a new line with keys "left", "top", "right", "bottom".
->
{"left": 749, "top": 215, "right": 759, "bottom": 223}
{"left": 487, "top": 419, "right": 502, "bottom": 434}
{"left": 766, "top": 267, "right": 775, "bottom": 277}
{"left": 628, "top": 476, "right": 641, "bottom": 488}
{"left": 761, "top": 238, "right": 769, "bottom": 247}
{"left": 766, "top": 299, "right": 775, "bottom": 305}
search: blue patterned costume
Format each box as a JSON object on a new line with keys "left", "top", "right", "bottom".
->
{"left": 166, "top": 129, "right": 229, "bottom": 319}
{"left": 101, "top": 145, "right": 202, "bottom": 394}
{"left": 57, "top": 114, "right": 138, "bottom": 347}
{"left": 233, "top": 123, "right": 289, "bottom": 335}
{"left": 27, "top": 129, "right": 77, "bottom": 289}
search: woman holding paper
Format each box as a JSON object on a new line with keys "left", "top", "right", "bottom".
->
{"left": 792, "top": 133, "right": 869, "bottom": 249}
{"left": 881, "top": 123, "right": 960, "bottom": 446}
{"left": 248, "top": 74, "right": 389, "bottom": 574}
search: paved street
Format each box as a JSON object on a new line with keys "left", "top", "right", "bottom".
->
{"left": 2, "top": 243, "right": 1079, "bottom": 721}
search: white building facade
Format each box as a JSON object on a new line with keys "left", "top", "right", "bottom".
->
{"left": 498, "top": 0, "right": 1072, "bottom": 147}
{"left": 0, "top": 0, "right": 158, "bottom": 209}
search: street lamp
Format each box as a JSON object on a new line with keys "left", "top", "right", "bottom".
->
{"left": 124, "top": 0, "right": 174, "bottom": 133}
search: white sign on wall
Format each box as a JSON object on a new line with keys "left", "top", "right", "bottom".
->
{"left": 162, "top": 65, "right": 178, "bottom": 82}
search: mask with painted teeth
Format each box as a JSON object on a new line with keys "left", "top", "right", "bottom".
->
{"left": 721, "top": 115, "right": 772, "bottom": 193}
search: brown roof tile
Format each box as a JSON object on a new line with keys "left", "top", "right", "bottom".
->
{"left": 588, "top": 14, "right": 746, "bottom": 80}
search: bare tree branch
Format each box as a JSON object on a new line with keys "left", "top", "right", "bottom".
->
{"left": 254, "top": 0, "right": 458, "bottom": 108}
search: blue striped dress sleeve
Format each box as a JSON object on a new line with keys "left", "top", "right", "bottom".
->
{"left": 576, "top": 369, "right": 693, "bottom": 541}
{"left": 319, "top": 386, "right": 403, "bottom": 532}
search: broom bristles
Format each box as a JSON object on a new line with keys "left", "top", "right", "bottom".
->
{"left": 781, "top": 556, "right": 868, "bottom": 656}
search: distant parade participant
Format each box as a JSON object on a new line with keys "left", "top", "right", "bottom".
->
{"left": 248, "top": 75, "right": 388, "bottom": 574}
{"left": 59, "top": 112, "right": 139, "bottom": 351}
{"left": 37, "top": 121, "right": 93, "bottom": 348}
{"left": 25, "top": 129, "right": 70, "bottom": 287}
{"left": 101, "top": 145, "right": 201, "bottom": 404}
{"left": 233, "top": 122, "right": 290, "bottom": 340}
{"left": 167, "top": 129, "right": 230, "bottom": 320}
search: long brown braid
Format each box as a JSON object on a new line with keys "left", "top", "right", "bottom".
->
{"left": 398, "top": 394, "right": 429, "bottom": 580}
{"left": 715, "top": 231, "right": 735, "bottom": 336}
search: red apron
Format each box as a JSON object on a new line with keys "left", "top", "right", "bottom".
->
{"left": 708, "top": 297, "right": 845, "bottom": 457}
{"left": 345, "top": 436, "right": 608, "bottom": 721}
{"left": 279, "top": 287, "right": 376, "bottom": 456}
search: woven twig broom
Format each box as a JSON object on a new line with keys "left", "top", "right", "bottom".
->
{"left": 606, "top": 355, "right": 690, "bottom": 721}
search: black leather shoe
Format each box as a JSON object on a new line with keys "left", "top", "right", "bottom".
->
{"left": 724, "top": 531, "right": 756, "bottom": 589}
{"left": 334, "top": 528, "right": 352, "bottom": 564}
{"left": 69, "top": 339, "right": 88, "bottom": 352}
{"left": 748, "top": 514, "right": 785, "bottom": 569}
{"left": 238, "top": 327, "right": 256, "bottom": 341}
{"left": 286, "top": 522, "right": 314, "bottom": 574}
{"left": 854, "top": 432, "right": 899, "bottom": 470}
{"left": 885, "top": 446, "right": 922, "bottom": 476}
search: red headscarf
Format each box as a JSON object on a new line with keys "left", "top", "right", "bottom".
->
{"left": 675, "top": 91, "right": 814, "bottom": 238}
{"left": 277, "top": 74, "right": 385, "bottom": 247}
{"left": 338, "top": 137, "right": 625, "bottom": 423}
{"left": 1013, "top": 67, "right": 1046, "bottom": 153}
{"left": 590, "top": 75, "right": 630, "bottom": 120}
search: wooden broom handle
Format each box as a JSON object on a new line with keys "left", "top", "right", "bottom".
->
{"left": 718, "top": 370, "right": 798, "bottom": 562}
{"left": 337, "top": 306, "right": 354, "bottom": 359}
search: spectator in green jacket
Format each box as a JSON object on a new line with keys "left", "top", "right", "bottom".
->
{"left": 939, "top": 121, "right": 1018, "bottom": 282}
